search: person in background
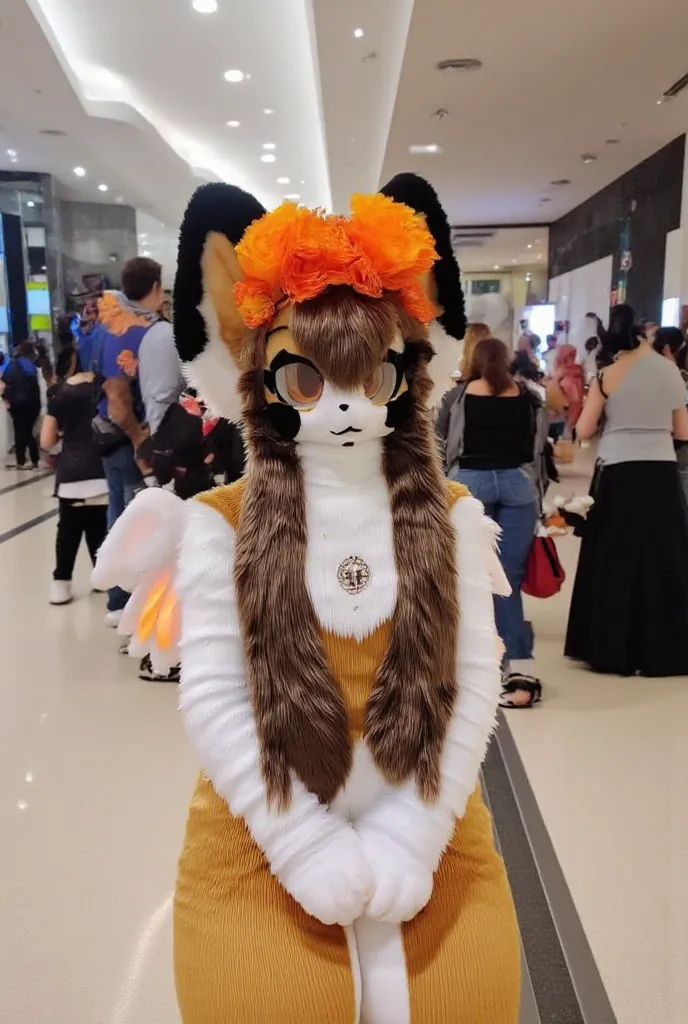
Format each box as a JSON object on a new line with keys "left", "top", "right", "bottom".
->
{"left": 440, "top": 336, "right": 542, "bottom": 708}
{"left": 566, "top": 304, "right": 688, "bottom": 675}
{"left": 553, "top": 344, "right": 585, "bottom": 437}
{"left": 582, "top": 336, "right": 600, "bottom": 383}
{"left": 2, "top": 342, "right": 41, "bottom": 470}
{"left": 91, "top": 257, "right": 180, "bottom": 627}
{"left": 436, "top": 322, "right": 491, "bottom": 438}
{"left": 543, "top": 334, "right": 558, "bottom": 375}
{"left": 654, "top": 326, "right": 688, "bottom": 513}
{"left": 653, "top": 326, "right": 688, "bottom": 382}
{"left": 40, "top": 344, "right": 107, "bottom": 606}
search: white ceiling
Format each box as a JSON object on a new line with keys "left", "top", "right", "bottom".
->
{"left": 454, "top": 228, "right": 548, "bottom": 273}
{"left": 381, "top": 0, "right": 688, "bottom": 224}
{"left": 2, "top": 0, "right": 688, "bottom": 272}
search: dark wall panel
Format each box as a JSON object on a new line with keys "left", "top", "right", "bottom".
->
{"left": 549, "top": 135, "right": 686, "bottom": 322}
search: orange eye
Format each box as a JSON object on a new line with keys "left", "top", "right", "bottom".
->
{"left": 364, "top": 362, "right": 401, "bottom": 405}
{"left": 275, "top": 361, "right": 324, "bottom": 408}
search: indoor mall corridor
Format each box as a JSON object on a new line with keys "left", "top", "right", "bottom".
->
{"left": 0, "top": 453, "right": 686, "bottom": 1024}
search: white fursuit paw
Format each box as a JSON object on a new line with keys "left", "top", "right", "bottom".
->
{"left": 278, "top": 826, "right": 374, "bottom": 926}
{"left": 359, "top": 830, "right": 434, "bottom": 924}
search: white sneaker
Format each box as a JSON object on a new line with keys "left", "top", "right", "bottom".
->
{"left": 104, "top": 609, "right": 124, "bottom": 629}
{"left": 50, "top": 580, "right": 73, "bottom": 605}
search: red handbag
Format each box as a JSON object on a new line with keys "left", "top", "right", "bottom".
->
{"left": 522, "top": 535, "right": 566, "bottom": 598}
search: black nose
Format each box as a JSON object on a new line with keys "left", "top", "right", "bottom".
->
{"left": 339, "top": 404, "right": 349, "bottom": 411}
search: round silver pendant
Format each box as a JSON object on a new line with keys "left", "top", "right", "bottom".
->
{"left": 337, "top": 555, "right": 371, "bottom": 595}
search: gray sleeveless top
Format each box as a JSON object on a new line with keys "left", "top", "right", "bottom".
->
{"left": 597, "top": 351, "right": 686, "bottom": 465}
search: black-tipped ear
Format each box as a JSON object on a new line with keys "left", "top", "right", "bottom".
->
{"left": 174, "top": 183, "right": 266, "bottom": 364}
{"left": 173, "top": 183, "right": 266, "bottom": 421}
{"left": 380, "top": 173, "right": 466, "bottom": 341}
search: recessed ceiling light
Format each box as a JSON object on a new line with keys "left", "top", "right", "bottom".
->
{"left": 27, "top": 200, "right": 35, "bottom": 208}
{"left": 581, "top": 153, "right": 597, "bottom": 163}
{"left": 354, "top": 28, "right": 364, "bottom": 38}
{"left": 605, "top": 138, "right": 620, "bottom": 145}
{"left": 263, "top": 142, "right": 276, "bottom": 150}
{"left": 436, "top": 58, "right": 483, "bottom": 73}
{"left": 284, "top": 193, "right": 301, "bottom": 201}
{"left": 142, "top": 250, "right": 152, "bottom": 257}
{"left": 264, "top": 108, "right": 274, "bottom": 115}
{"left": 512, "top": 258, "right": 517, "bottom": 264}
{"left": 494, "top": 264, "right": 500, "bottom": 270}
{"left": 224, "top": 69, "right": 245, "bottom": 83}
{"left": 98, "top": 184, "right": 108, "bottom": 192}
{"left": 261, "top": 154, "right": 276, "bottom": 163}
{"left": 656, "top": 98, "right": 664, "bottom": 106}
{"left": 409, "top": 144, "right": 443, "bottom": 155}
{"left": 300, "top": 180, "right": 305, "bottom": 185}
{"left": 227, "top": 120, "right": 240, "bottom": 128}
{"left": 431, "top": 108, "right": 450, "bottom": 120}
{"left": 192, "top": 0, "right": 218, "bottom": 10}
{"left": 115, "top": 196, "right": 124, "bottom": 204}
{"left": 527, "top": 243, "right": 533, "bottom": 249}
{"left": 551, "top": 178, "right": 571, "bottom": 186}
{"left": 7, "top": 148, "right": 17, "bottom": 158}
{"left": 277, "top": 176, "right": 290, "bottom": 184}
{"left": 73, "top": 166, "right": 86, "bottom": 177}
{"left": 9, "top": 157, "right": 17, "bottom": 164}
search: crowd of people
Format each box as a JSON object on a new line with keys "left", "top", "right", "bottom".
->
{"left": 437, "top": 301, "right": 688, "bottom": 697}
{"left": 5, "top": 283, "right": 688, "bottom": 695}
{"left": 2, "top": 255, "right": 245, "bottom": 683}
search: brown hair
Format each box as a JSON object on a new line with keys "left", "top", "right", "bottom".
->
{"left": 459, "top": 322, "right": 490, "bottom": 379}
{"left": 235, "top": 288, "right": 458, "bottom": 808}
{"left": 121, "top": 256, "right": 162, "bottom": 302}
{"left": 470, "top": 336, "right": 513, "bottom": 395}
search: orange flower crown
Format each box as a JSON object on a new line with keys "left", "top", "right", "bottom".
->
{"left": 233, "top": 193, "right": 438, "bottom": 329}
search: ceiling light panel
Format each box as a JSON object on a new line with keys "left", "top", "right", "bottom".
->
{"left": 73, "top": 166, "right": 86, "bottom": 177}
{"left": 409, "top": 144, "right": 442, "bottom": 155}
{"left": 261, "top": 154, "right": 276, "bottom": 163}
{"left": 192, "top": 0, "right": 218, "bottom": 11}
{"left": 223, "top": 69, "right": 245, "bottom": 83}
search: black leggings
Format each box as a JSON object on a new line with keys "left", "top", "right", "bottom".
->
{"left": 10, "top": 407, "right": 39, "bottom": 467}
{"left": 54, "top": 501, "right": 108, "bottom": 582}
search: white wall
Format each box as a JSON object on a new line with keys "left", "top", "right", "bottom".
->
{"left": 664, "top": 228, "right": 682, "bottom": 301}
{"left": 548, "top": 254, "right": 613, "bottom": 351}
{"left": 135, "top": 211, "right": 179, "bottom": 289}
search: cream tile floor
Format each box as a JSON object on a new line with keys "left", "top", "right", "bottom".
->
{"left": 0, "top": 459, "right": 686, "bottom": 1023}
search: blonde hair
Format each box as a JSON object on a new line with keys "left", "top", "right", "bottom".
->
{"left": 459, "top": 322, "right": 490, "bottom": 379}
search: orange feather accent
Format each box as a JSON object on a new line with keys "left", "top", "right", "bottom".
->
{"left": 137, "top": 573, "right": 172, "bottom": 645}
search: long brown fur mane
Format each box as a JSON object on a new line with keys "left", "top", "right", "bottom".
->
{"left": 234, "top": 286, "right": 458, "bottom": 808}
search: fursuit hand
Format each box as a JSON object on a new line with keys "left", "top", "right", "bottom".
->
{"left": 357, "top": 825, "right": 434, "bottom": 924}
{"left": 277, "top": 823, "right": 374, "bottom": 927}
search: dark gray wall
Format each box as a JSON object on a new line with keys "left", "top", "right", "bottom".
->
{"left": 549, "top": 135, "right": 686, "bottom": 321}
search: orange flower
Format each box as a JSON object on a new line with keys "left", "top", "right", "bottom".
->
{"left": 399, "top": 282, "right": 435, "bottom": 325}
{"left": 231, "top": 193, "right": 439, "bottom": 329}
{"left": 236, "top": 202, "right": 300, "bottom": 293}
{"left": 348, "top": 193, "right": 437, "bottom": 292}
{"left": 234, "top": 280, "right": 275, "bottom": 329}
{"left": 116, "top": 349, "right": 138, "bottom": 377}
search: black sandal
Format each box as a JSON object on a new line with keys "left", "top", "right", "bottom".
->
{"left": 499, "top": 674, "right": 542, "bottom": 709}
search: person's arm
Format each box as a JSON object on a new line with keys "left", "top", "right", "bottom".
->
{"left": 355, "top": 496, "right": 502, "bottom": 923}
{"left": 138, "top": 323, "right": 183, "bottom": 435}
{"left": 576, "top": 376, "right": 606, "bottom": 441}
{"left": 40, "top": 414, "right": 59, "bottom": 451}
{"left": 178, "top": 500, "right": 373, "bottom": 926}
{"left": 673, "top": 407, "right": 688, "bottom": 441}
{"left": 103, "top": 377, "right": 147, "bottom": 448}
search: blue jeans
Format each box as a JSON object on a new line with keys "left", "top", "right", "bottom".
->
{"left": 454, "top": 467, "right": 537, "bottom": 662}
{"left": 102, "top": 444, "right": 142, "bottom": 612}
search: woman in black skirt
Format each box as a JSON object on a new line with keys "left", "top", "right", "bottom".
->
{"left": 565, "top": 305, "right": 688, "bottom": 676}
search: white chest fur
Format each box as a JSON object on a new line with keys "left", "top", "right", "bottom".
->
{"left": 300, "top": 442, "right": 397, "bottom": 642}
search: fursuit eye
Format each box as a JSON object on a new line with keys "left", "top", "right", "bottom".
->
{"left": 274, "top": 361, "right": 324, "bottom": 408}
{"left": 364, "top": 361, "right": 400, "bottom": 406}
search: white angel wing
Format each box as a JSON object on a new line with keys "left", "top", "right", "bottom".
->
{"left": 92, "top": 488, "right": 186, "bottom": 674}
